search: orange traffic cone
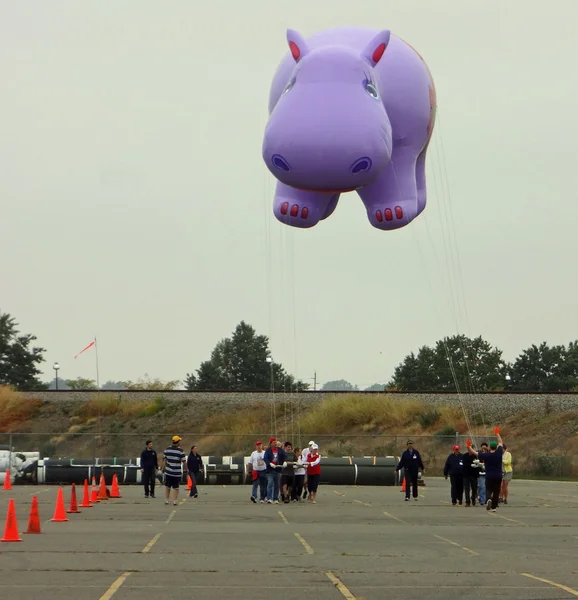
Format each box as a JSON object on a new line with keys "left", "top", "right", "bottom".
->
{"left": 67, "top": 483, "right": 81, "bottom": 514}
{"left": 1, "top": 498, "right": 22, "bottom": 542}
{"left": 50, "top": 487, "right": 69, "bottom": 522}
{"left": 110, "top": 474, "right": 121, "bottom": 498}
{"left": 186, "top": 475, "right": 192, "bottom": 490}
{"left": 97, "top": 474, "right": 108, "bottom": 500}
{"left": 90, "top": 477, "right": 100, "bottom": 504}
{"left": 2, "top": 469, "right": 12, "bottom": 490}
{"left": 400, "top": 476, "right": 406, "bottom": 493}
{"left": 24, "top": 496, "right": 42, "bottom": 534}
{"left": 80, "top": 479, "right": 92, "bottom": 508}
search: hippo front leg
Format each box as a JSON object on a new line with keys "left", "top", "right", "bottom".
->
{"left": 358, "top": 148, "right": 421, "bottom": 231}
{"left": 273, "top": 182, "right": 339, "bottom": 229}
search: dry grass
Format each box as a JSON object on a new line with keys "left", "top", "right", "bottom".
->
{"left": 0, "top": 385, "right": 44, "bottom": 432}
{"left": 200, "top": 402, "right": 276, "bottom": 435}
{"left": 296, "top": 394, "right": 464, "bottom": 435}
{"left": 78, "top": 394, "right": 167, "bottom": 420}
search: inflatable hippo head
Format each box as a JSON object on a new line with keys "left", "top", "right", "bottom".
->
{"left": 263, "top": 29, "right": 393, "bottom": 193}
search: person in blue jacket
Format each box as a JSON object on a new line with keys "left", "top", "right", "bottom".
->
{"left": 263, "top": 437, "right": 287, "bottom": 504}
{"left": 444, "top": 445, "right": 465, "bottom": 506}
{"left": 395, "top": 440, "right": 424, "bottom": 501}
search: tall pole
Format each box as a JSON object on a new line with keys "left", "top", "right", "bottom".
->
{"left": 94, "top": 336, "right": 100, "bottom": 389}
{"left": 313, "top": 371, "right": 317, "bottom": 391}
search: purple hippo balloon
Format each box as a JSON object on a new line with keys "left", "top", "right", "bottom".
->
{"left": 262, "top": 27, "right": 437, "bottom": 230}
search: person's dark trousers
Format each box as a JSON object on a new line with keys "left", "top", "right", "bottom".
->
{"left": 292, "top": 475, "right": 305, "bottom": 500}
{"left": 486, "top": 477, "right": 502, "bottom": 510}
{"left": 404, "top": 469, "right": 419, "bottom": 499}
{"left": 257, "top": 471, "right": 267, "bottom": 500}
{"left": 450, "top": 475, "right": 464, "bottom": 505}
{"left": 189, "top": 472, "right": 199, "bottom": 497}
{"left": 143, "top": 468, "right": 155, "bottom": 497}
{"left": 464, "top": 476, "right": 478, "bottom": 506}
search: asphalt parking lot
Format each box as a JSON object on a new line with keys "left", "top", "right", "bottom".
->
{"left": 1, "top": 477, "right": 577, "bottom": 600}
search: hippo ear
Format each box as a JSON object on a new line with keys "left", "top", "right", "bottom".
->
{"left": 361, "top": 30, "right": 391, "bottom": 67}
{"left": 286, "top": 29, "right": 309, "bottom": 63}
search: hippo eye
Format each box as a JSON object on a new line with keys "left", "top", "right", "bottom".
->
{"left": 364, "top": 80, "right": 380, "bottom": 100}
{"left": 282, "top": 77, "right": 296, "bottom": 95}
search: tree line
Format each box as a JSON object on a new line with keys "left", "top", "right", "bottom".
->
{"left": 1, "top": 311, "right": 577, "bottom": 392}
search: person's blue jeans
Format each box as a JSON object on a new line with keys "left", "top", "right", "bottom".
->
{"left": 251, "top": 471, "right": 267, "bottom": 500}
{"left": 478, "top": 475, "right": 486, "bottom": 504}
{"left": 267, "top": 471, "right": 281, "bottom": 501}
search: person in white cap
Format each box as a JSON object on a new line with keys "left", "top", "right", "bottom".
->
{"left": 305, "top": 443, "right": 321, "bottom": 503}
{"left": 301, "top": 441, "right": 315, "bottom": 499}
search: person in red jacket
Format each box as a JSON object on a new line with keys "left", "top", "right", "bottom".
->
{"left": 305, "top": 443, "right": 321, "bottom": 503}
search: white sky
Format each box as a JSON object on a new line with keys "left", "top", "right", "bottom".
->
{"left": 1, "top": 1, "right": 577, "bottom": 389}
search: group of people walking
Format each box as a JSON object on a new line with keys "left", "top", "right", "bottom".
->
{"left": 139, "top": 436, "right": 323, "bottom": 505}
{"left": 443, "top": 433, "right": 512, "bottom": 510}
{"left": 141, "top": 434, "right": 513, "bottom": 512}
{"left": 247, "top": 438, "right": 322, "bottom": 504}
{"left": 139, "top": 436, "right": 204, "bottom": 505}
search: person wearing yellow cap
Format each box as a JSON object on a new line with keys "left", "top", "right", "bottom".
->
{"left": 160, "top": 435, "right": 188, "bottom": 506}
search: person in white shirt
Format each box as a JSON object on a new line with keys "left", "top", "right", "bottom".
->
{"left": 301, "top": 441, "right": 315, "bottom": 499}
{"left": 292, "top": 446, "right": 306, "bottom": 501}
{"left": 249, "top": 440, "right": 267, "bottom": 503}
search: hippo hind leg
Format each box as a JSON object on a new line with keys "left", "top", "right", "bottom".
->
{"left": 273, "top": 182, "right": 339, "bottom": 229}
{"left": 415, "top": 147, "right": 428, "bottom": 216}
{"left": 357, "top": 147, "right": 421, "bottom": 231}
{"left": 320, "top": 193, "right": 341, "bottom": 221}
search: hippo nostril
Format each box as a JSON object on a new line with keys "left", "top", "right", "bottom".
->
{"left": 350, "top": 157, "right": 372, "bottom": 174}
{"left": 272, "top": 154, "right": 291, "bottom": 171}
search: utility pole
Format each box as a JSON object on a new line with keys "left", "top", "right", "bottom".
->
{"left": 313, "top": 371, "right": 317, "bottom": 391}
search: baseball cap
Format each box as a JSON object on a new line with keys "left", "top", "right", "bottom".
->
{"left": 255, "top": 440, "right": 262, "bottom": 445}
{"left": 453, "top": 445, "right": 460, "bottom": 451}
{"left": 489, "top": 441, "right": 498, "bottom": 449}
{"left": 269, "top": 437, "right": 277, "bottom": 443}
{"left": 308, "top": 440, "right": 315, "bottom": 446}
{"left": 311, "top": 443, "right": 319, "bottom": 450}
{"left": 172, "top": 435, "right": 181, "bottom": 443}
{"left": 407, "top": 440, "right": 413, "bottom": 445}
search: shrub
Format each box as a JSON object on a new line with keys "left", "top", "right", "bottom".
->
{"left": 417, "top": 409, "right": 441, "bottom": 428}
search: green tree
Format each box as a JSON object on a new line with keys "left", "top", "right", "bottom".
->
{"left": 389, "top": 335, "right": 507, "bottom": 392}
{"left": 364, "top": 383, "right": 386, "bottom": 391}
{"left": 321, "top": 379, "right": 359, "bottom": 391}
{"left": 0, "top": 311, "right": 47, "bottom": 390}
{"left": 185, "top": 321, "right": 308, "bottom": 392}
{"left": 66, "top": 377, "right": 98, "bottom": 390}
{"left": 509, "top": 341, "right": 577, "bottom": 391}
{"left": 123, "top": 374, "right": 180, "bottom": 390}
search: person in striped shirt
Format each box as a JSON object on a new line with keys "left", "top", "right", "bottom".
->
{"left": 161, "top": 435, "right": 188, "bottom": 506}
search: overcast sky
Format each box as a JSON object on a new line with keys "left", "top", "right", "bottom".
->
{"left": 1, "top": 1, "right": 577, "bottom": 389}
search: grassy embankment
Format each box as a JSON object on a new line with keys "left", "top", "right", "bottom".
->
{"left": 1, "top": 386, "right": 577, "bottom": 477}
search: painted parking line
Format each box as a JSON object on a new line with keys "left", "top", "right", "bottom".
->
{"left": 98, "top": 572, "right": 132, "bottom": 600}
{"left": 383, "top": 511, "right": 407, "bottom": 524}
{"left": 521, "top": 572, "right": 578, "bottom": 596}
{"left": 141, "top": 533, "right": 162, "bottom": 553}
{"left": 325, "top": 571, "right": 357, "bottom": 599}
{"left": 433, "top": 534, "right": 480, "bottom": 556}
{"left": 278, "top": 511, "right": 289, "bottom": 524}
{"left": 294, "top": 532, "right": 314, "bottom": 555}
